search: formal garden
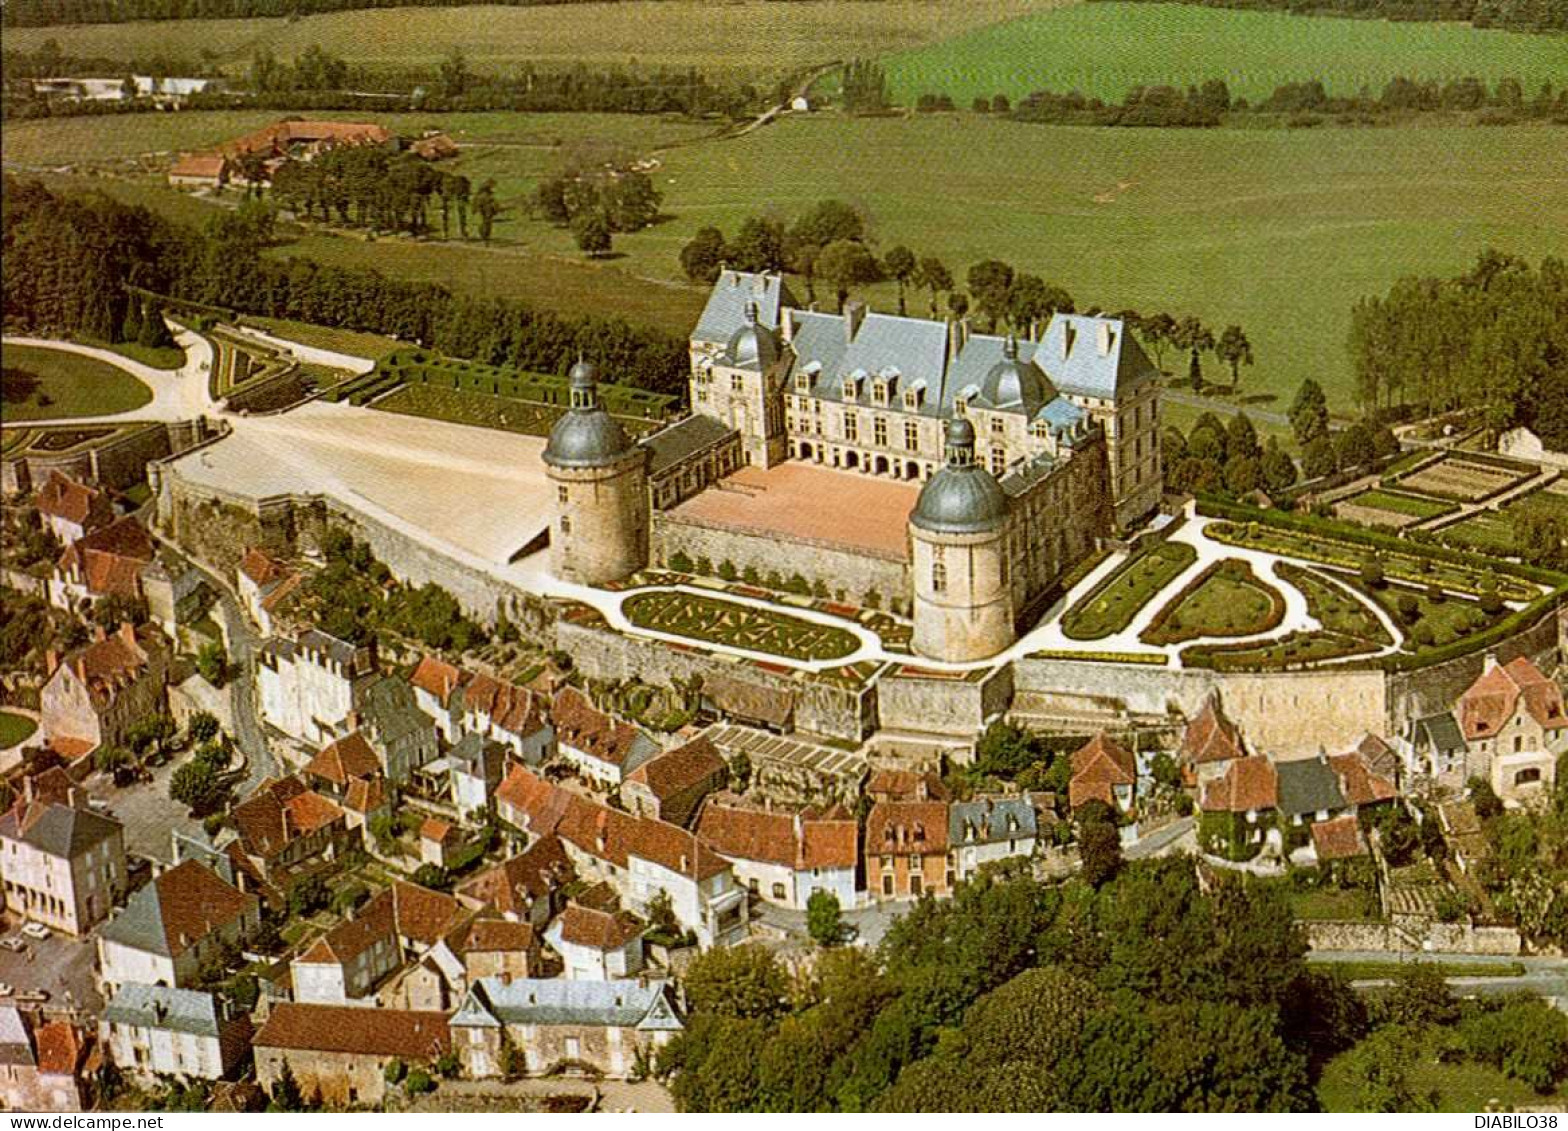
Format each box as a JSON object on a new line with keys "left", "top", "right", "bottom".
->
{"left": 1390, "top": 451, "right": 1535, "bottom": 503}
{"left": 1060, "top": 540, "right": 1197, "bottom": 641}
{"left": 621, "top": 590, "right": 861, "bottom": 662}
{"left": 1334, "top": 487, "right": 1457, "bottom": 529}
{"left": 1439, "top": 479, "right": 1568, "bottom": 557}
{"left": 0, "top": 710, "right": 37, "bottom": 748}
{"left": 1140, "top": 559, "right": 1285, "bottom": 646}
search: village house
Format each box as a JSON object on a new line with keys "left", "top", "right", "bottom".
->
{"left": 223, "top": 776, "right": 356, "bottom": 900}
{"left": 1178, "top": 694, "right": 1246, "bottom": 788}
{"left": 449, "top": 917, "right": 540, "bottom": 984}
{"left": 96, "top": 859, "right": 260, "bottom": 995}
{"left": 419, "top": 818, "right": 461, "bottom": 868}
{"left": 34, "top": 471, "right": 113, "bottom": 548}
{"left": 866, "top": 796, "right": 951, "bottom": 901}
{"left": 545, "top": 886, "right": 645, "bottom": 981}
{"left": 1401, "top": 711, "right": 1472, "bottom": 789}
{"left": 443, "top": 733, "right": 507, "bottom": 817}
{"left": 1309, "top": 814, "right": 1370, "bottom": 865}
{"left": 1199, "top": 755, "right": 1279, "bottom": 856}
{"left": 1067, "top": 733, "right": 1138, "bottom": 813}
{"left": 291, "top": 881, "right": 469, "bottom": 1009}
{"left": 1457, "top": 654, "right": 1567, "bottom": 805}
{"left": 0, "top": 1006, "right": 93, "bottom": 1113}
{"left": 620, "top": 735, "right": 727, "bottom": 828}
{"left": 948, "top": 795, "right": 1038, "bottom": 882}
{"left": 0, "top": 775, "right": 126, "bottom": 936}
{"left": 495, "top": 765, "right": 747, "bottom": 947}
{"left": 409, "top": 655, "right": 468, "bottom": 743}
{"left": 693, "top": 797, "right": 858, "bottom": 910}
{"left": 168, "top": 152, "right": 229, "bottom": 190}
{"left": 254, "top": 1004, "right": 450, "bottom": 1109}
{"left": 51, "top": 516, "right": 155, "bottom": 610}
{"left": 235, "top": 547, "right": 303, "bottom": 637}
{"left": 457, "top": 835, "right": 574, "bottom": 930}
{"left": 354, "top": 675, "right": 438, "bottom": 784}
{"left": 40, "top": 623, "right": 170, "bottom": 755}
{"left": 551, "top": 688, "right": 659, "bottom": 789}
{"left": 301, "top": 731, "right": 388, "bottom": 833}
{"left": 256, "top": 628, "right": 377, "bottom": 746}
{"left": 100, "top": 984, "right": 252, "bottom": 1085}
{"left": 460, "top": 673, "right": 554, "bottom": 764}
{"left": 450, "top": 977, "right": 682, "bottom": 1080}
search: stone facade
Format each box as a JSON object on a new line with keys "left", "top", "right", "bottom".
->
{"left": 547, "top": 450, "right": 650, "bottom": 586}
{"left": 875, "top": 664, "right": 1014, "bottom": 745}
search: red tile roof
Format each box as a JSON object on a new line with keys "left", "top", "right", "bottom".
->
{"left": 464, "top": 673, "right": 545, "bottom": 738}
{"left": 624, "top": 736, "right": 724, "bottom": 800}
{"left": 556, "top": 903, "right": 643, "bottom": 952}
{"left": 33, "top": 1021, "right": 87, "bottom": 1076}
{"left": 1459, "top": 656, "right": 1568, "bottom": 740}
{"left": 497, "top": 765, "right": 730, "bottom": 882}
{"left": 303, "top": 731, "right": 380, "bottom": 787}
{"left": 231, "top": 777, "right": 345, "bottom": 860}
{"left": 457, "top": 836, "right": 573, "bottom": 918}
{"left": 35, "top": 471, "right": 109, "bottom": 528}
{"left": 695, "top": 799, "right": 857, "bottom": 870}
{"left": 57, "top": 624, "right": 159, "bottom": 714}
{"left": 552, "top": 688, "right": 647, "bottom": 768}
{"left": 1068, "top": 733, "right": 1136, "bottom": 810}
{"left": 1310, "top": 815, "right": 1368, "bottom": 861}
{"left": 1180, "top": 696, "right": 1245, "bottom": 766}
{"left": 409, "top": 655, "right": 466, "bottom": 704}
{"left": 1201, "top": 756, "right": 1278, "bottom": 813}
{"left": 255, "top": 1003, "right": 450, "bottom": 1059}
{"left": 145, "top": 860, "right": 255, "bottom": 959}
{"left": 420, "top": 817, "right": 456, "bottom": 844}
{"left": 1328, "top": 752, "right": 1397, "bottom": 808}
{"left": 58, "top": 517, "right": 154, "bottom": 598}
{"left": 300, "top": 881, "right": 466, "bottom": 966}
{"left": 170, "top": 152, "right": 227, "bottom": 179}
{"left": 239, "top": 547, "right": 291, "bottom": 588}
{"left": 456, "top": 918, "right": 535, "bottom": 955}
{"left": 866, "top": 769, "right": 948, "bottom": 802}
{"left": 866, "top": 799, "right": 949, "bottom": 854}
{"left": 342, "top": 775, "right": 386, "bottom": 815}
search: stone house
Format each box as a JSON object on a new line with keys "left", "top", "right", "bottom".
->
{"left": 254, "top": 1004, "right": 451, "bottom": 1109}
{"left": 224, "top": 776, "right": 355, "bottom": 899}
{"left": 451, "top": 918, "right": 539, "bottom": 984}
{"left": 948, "top": 795, "right": 1038, "bottom": 882}
{"left": 0, "top": 776, "right": 126, "bottom": 936}
{"left": 620, "top": 735, "right": 727, "bottom": 827}
{"left": 1178, "top": 694, "right": 1246, "bottom": 788}
{"left": 355, "top": 675, "right": 438, "bottom": 784}
{"left": 447, "top": 732, "right": 509, "bottom": 817}
{"left": 97, "top": 859, "right": 259, "bottom": 994}
{"left": 693, "top": 797, "right": 858, "bottom": 910}
{"left": 1309, "top": 814, "right": 1369, "bottom": 864}
{"left": 1401, "top": 711, "right": 1472, "bottom": 789}
{"left": 409, "top": 655, "right": 468, "bottom": 743}
{"left": 35, "top": 471, "right": 113, "bottom": 548}
{"left": 301, "top": 731, "right": 387, "bottom": 833}
{"left": 291, "top": 881, "right": 469, "bottom": 1008}
{"left": 865, "top": 798, "right": 951, "bottom": 900}
{"left": 551, "top": 688, "right": 659, "bottom": 789}
{"left": 459, "top": 673, "right": 553, "bottom": 765}
{"left": 40, "top": 623, "right": 170, "bottom": 754}
{"left": 457, "top": 835, "right": 574, "bottom": 930}
{"left": 100, "top": 985, "right": 252, "bottom": 1085}
{"left": 1067, "top": 733, "right": 1137, "bottom": 813}
{"left": 256, "top": 628, "right": 377, "bottom": 746}
{"left": 1199, "top": 755, "right": 1279, "bottom": 857}
{"left": 0, "top": 1007, "right": 93, "bottom": 1113}
{"left": 1457, "top": 655, "right": 1568, "bottom": 805}
{"left": 545, "top": 886, "right": 645, "bottom": 981}
{"left": 235, "top": 547, "right": 302, "bottom": 637}
{"left": 51, "top": 516, "right": 155, "bottom": 610}
{"left": 450, "top": 977, "right": 682, "bottom": 1080}
{"left": 495, "top": 765, "right": 747, "bottom": 948}
{"left": 419, "top": 818, "right": 460, "bottom": 867}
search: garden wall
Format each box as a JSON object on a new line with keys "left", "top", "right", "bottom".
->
{"left": 876, "top": 664, "right": 1014, "bottom": 744}
{"left": 1302, "top": 920, "right": 1418, "bottom": 952}
{"left": 1426, "top": 922, "right": 1523, "bottom": 956}
{"left": 651, "top": 513, "right": 909, "bottom": 612}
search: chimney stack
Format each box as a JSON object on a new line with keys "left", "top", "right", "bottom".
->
{"left": 1063, "top": 324, "right": 1076, "bottom": 359}
{"left": 844, "top": 300, "right": 867, "bottom": 343}
{"left": 45, "top": 649, "right": 59, "bottom": 676}
{"left": 1096, "top": 322, "right": 1114, "bottom": 357}
{"left": 118, "top": 622, "right": 138, "bottom": 650}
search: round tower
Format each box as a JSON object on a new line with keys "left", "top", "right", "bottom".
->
{"left": 908, "top": 418, "right": 1015, "bottom": 663}
{"left": 542, "top": 359, "right": 649, "bottom": 585}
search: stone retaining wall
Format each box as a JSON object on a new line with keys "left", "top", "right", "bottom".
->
{"left": 876, "top": 663, "right": 1014, "bottom": 745}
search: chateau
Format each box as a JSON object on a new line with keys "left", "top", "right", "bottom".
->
{"left": 543, "top": 270, "right": 1166, "bottom": 663}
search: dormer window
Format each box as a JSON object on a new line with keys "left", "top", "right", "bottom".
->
{"left": 795, "top": 372, "right": 811, "bottom": 394}
{"left": 904, "top": 391, "right": 919, "bottom": 411}
{"left": 842, "top": 377, "right": 858, "bottom": 402}
{"left": 874, "top": 379, "right": 890, "bottom": 406}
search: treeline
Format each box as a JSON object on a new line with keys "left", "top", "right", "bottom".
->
{"left": 1, "top": 175, "right": 690, "bottom": 395}
{"left": 1000, "top": 73, "right": 1568, "bottom": 128}
{"left": 1091, "top": 0, "right": 1568, "bottom": 32}
{"left": 267, "top": 147, "right": 483, "bottom": 240}
{"left": 3, "top": 0, "right": 653, "bottom": 27}
{"left": 1347, "top": 251, "right": 1568, "bottom": 439}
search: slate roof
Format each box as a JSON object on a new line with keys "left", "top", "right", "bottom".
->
{"left": 0, "top": 800, "right": 120, "bottom": 860}
{"left": 1413, "top": 712, "right": 1467, "bottom": 754}
{"left": 0, "top": 1007, "right": 34, "bottom": 1066}
{"left": 1033, "top": 314, "right": 1159, "bottom": 400}
{"left": 102, "top": 985, "right": 224, "bottom": 1038}
{"left": 100, "top": 859, "right": 254, "bottom": 960}
{"left": 255, "top": 1003, "right": 449, "bottom": 1059}
{"left": 949, "top": 796, "right": 1037, "bottom": 846}
{"left": 362, "top": 674, "right": 433, "bottom": 749}
{"left": 1275, "top": 757, "right": 1348, "bottom": 817}
{"left": 451, "top": 977, "right": 682, "bottom": 1032}
{"left": 643, "top": 414, "right": 738, "bottom": 477}
{"left": 693, "top": 271, "right": 795, "bottom": 345}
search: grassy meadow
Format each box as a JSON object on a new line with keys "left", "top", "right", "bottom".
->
{"left": 1, "top": 0, "right": 1074, "bottom": 79}
{"left": 0, "top": 344, "right": 154, "bottom": 420}
{"left": 882, "top": 2, "right": 1568, "bottom": 105}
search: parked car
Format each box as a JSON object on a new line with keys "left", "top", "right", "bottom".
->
{"left": 20, "top": 923, "right": 50, "bottom": 941}
{"left": 11, "top": 990, "right": 49, "bottom": 1004}
{"left": 0, "top": 983, "right": 13, "bottom": 997}
{"left": 0, "top": 938, "right": 24, "bottom": 952}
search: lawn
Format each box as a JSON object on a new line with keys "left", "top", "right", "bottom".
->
{"left": 1280, "top": 563, "right": 1389, "bottom": 644}
{"left": 1062, "top": 540, "right": 1197, "bottom": 640}
{"left": 1341, "top": 489, "right": 1455, "bottom": 521}
{"left": 0, "top": 344, "right": 153, "bottom": 420}
{"left": 1, "top": 0, "right": 1070, "bottom": 80}
{"left": 79, "top": 336, "right": 185, "bottom": 371}
{"left": 0, "top": 712, "right": 37, "bottom": 748}
{"left": 240, "top": 316, "right": 402, "bottom": 361}
{"left": 1140, "top": 558, "right": 1284, "bottom": 645}
{"left": 1287, "top": 887, "right": 1379, "bottom": 922}
{"left": 622, "top": 590, "right": 860, "bottom": 661}
{"left": 18, "top": 113, "right": 1568, "bottom": 412}
{"left": 881, "top": 2, "right": 1568, "bottom": 105}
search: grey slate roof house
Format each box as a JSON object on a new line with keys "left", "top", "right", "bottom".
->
{"left": 451, "top": 976, "right": 683, "bottom": 1079}
{"left": 1274, "top": 757, "right": 1349, "bottom": 825}
{"left": 100, "top": 984, "right": 252, "bottom": 1082}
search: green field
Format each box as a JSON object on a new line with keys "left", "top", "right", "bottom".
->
{"left": 883, "top": 2, "right": 1568, "bottom": 105}
{"left": 1344, "top": 489, "right": 1456, "bottom": 520}
{"left": 0, "top": 712, "right": 38, "bottom": 748}
{"left": 1, "top": 0, "right": 1069, "bottom": 79}
{"left": 14, "top": 110, "right": 1568, "bottom": 411}
{"left": 0, "top": 344, "right": 153, "bottom": 420}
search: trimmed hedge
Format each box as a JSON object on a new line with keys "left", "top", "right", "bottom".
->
{"left": 1026, "top": 648, "right": 1168, "bottom": 665}
{"left": 1139, "top": 558, "right": 1285, "bottom": 646}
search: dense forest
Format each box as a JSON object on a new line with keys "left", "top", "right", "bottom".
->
{"left": 1097, "top": 0, "right": 1567, "bottom": 32}
{"left": 0, "top": 175, "right": 690, "bottom": 395}
{"left": 659, "top": 856, "right": 1568, "bottom": 1111}
{"left": 1346, "top": 252, "right": 1568, "bottom": 440}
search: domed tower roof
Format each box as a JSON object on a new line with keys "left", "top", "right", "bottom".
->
{"left": 979, "top": 335, "right": 1052, "bottom": 414}
{"left": 910, "top": 418, "right": 1008, "bottom": 535}
{"left": 723, "top": 301, "right": 778, "bottom": 370}
{"left": 544, "top": 358, "right": 635, "bottom": 469}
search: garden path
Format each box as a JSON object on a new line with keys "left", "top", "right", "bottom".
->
{"left": 2, "top": 324, "right": 215, "bottom": 425}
